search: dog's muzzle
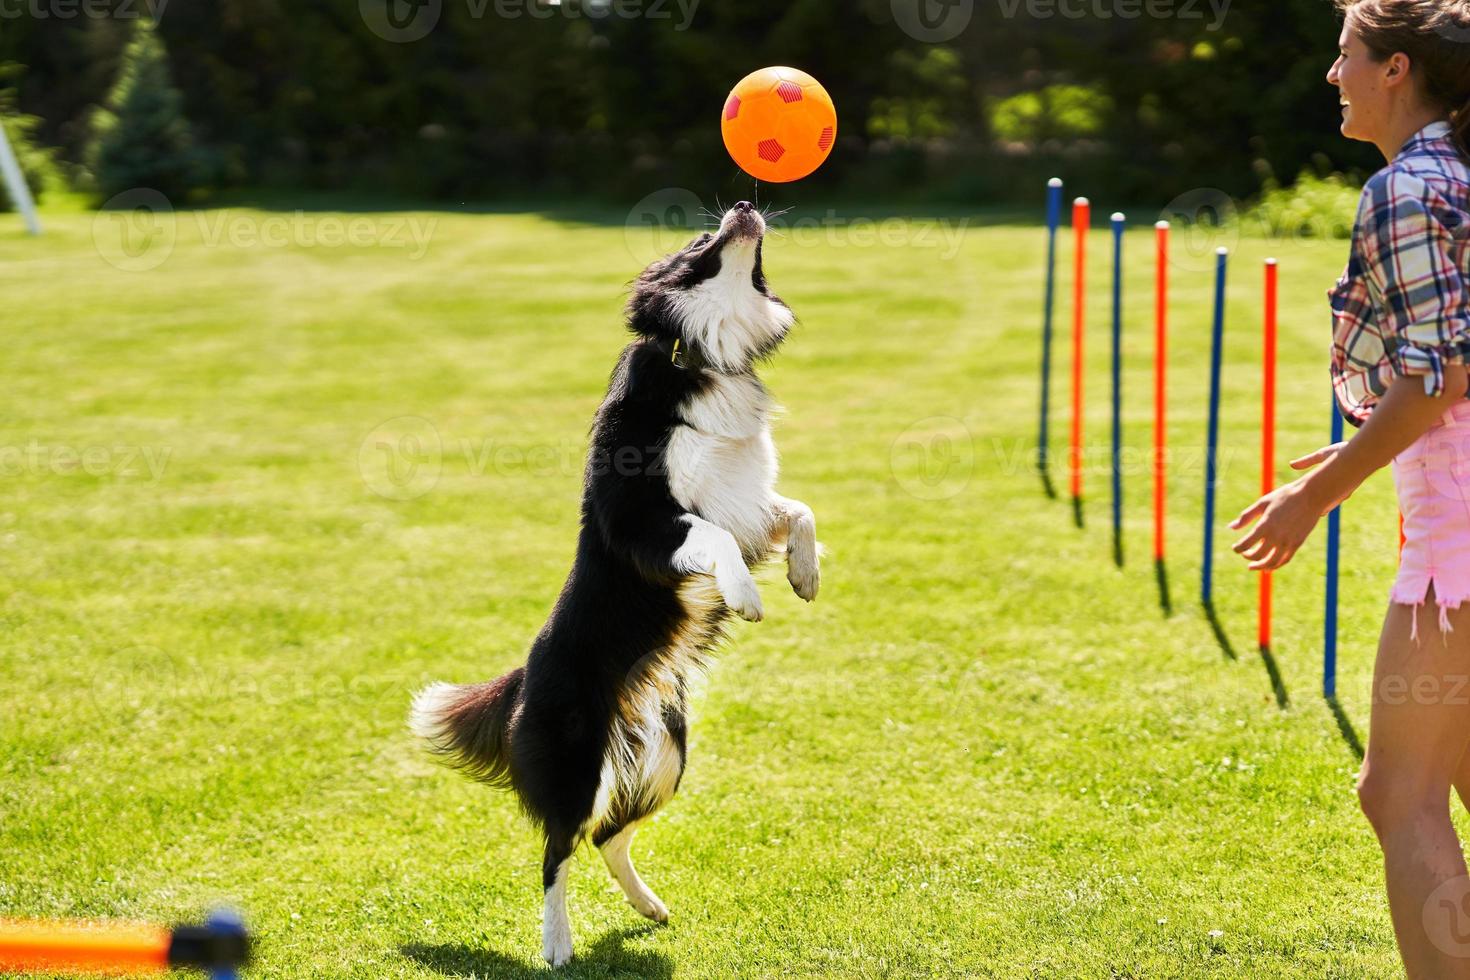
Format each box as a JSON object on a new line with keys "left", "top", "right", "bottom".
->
{"left": 723, "top": 201, "right": 765, "bottom": 241}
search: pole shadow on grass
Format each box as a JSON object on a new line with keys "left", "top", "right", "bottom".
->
{"left": 1201, "top": 600, "right": 1291, "bottom": 708}
{"left": 402, "top": 925, "right": 670, "bottom": 979}
{"left": 1326, "top": 695, "right": 1365, "bottom": 760}
{"left": 1039, "top": 467, "right": 1056, "bottom": 501}
{"left": 1201, "top": 601, "right": 1237, "bottom": 661}
{"left": 1258, "top": 644, "right": 1290, "bottom": 709}
{"left": 1155, "top": 559, "right": 1172, "bottom": 616}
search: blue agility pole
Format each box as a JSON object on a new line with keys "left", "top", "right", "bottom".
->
{"left": 1324, "top": 399, "right": 1345, "bottom": 699}
{"left": 1201, "top": 246, "right": 1228, "bottom": 608}
{"left": 1110, "top": 212, "right": 1125, "bottom": 567}
{"left": 1038, "top": 177, "right": 1063, "bottom": 488}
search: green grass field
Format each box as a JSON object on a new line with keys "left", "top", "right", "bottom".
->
{"left": 0, "top": 197, "right": 1435, "bottom": 978}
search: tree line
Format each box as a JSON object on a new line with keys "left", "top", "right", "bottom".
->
{"left": 0, "top": 0, "right": 1378, "bottom": 207}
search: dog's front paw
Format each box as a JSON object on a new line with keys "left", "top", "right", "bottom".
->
{"left": 542, "top": 911, "right": 573, "bottom": 968}
{"left": 632, "top": 892, "right": 669, "bottom": 923}
{"left": 720, "top": 572, "right": 764, "bottom": 622}
{"left": 542, "top": 934, "right": 573, "bottom": 968}
{"left": 787, "top": 548, "right": 820, "bottom": 602}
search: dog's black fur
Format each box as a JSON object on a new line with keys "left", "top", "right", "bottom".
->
{"left": 411, "top": 202, "right": 819, "bottom": 966}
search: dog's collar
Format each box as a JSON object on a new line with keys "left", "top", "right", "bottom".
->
{"left": 655, "top": 337, "right": 708, "bottom": 373}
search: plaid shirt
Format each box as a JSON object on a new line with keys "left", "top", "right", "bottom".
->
{"left": 1330, "top": 120, "right": 1470, "bottom": 426}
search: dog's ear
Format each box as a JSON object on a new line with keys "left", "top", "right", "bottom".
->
{"left": 625, "top": 282, "right": 673, "bottom": 341}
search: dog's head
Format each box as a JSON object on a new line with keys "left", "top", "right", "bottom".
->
{"left": 627, "top": 202, "right": 793, "bottom": 373}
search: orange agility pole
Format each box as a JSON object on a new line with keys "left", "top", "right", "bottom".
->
{"left": 1259, "top": 258, "right": 1279, "bottom": 653}
{"left": 0, "top": 920, "right": 170, "bottom": 973}
{"left": 1153, "top": 221, "right": 1169, "bottom": 565}
{"left": 0, "top": 912, "right": 248, "bottom": 978}
{"left": 1070, "top": 197, "right": 1090, "bottom": 527}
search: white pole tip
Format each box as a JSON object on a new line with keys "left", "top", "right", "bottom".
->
{"left": 1216, "top": 246, "right": 1229, "bottom": 255}
{"left": 1155, "top": 220, "right": 1170, "bottom": 230}
{"left": 1075, "top": 197, "right": 1089, "bottom": 206}
{"left": 1111, "top": 212, "right": 1126, "bottom": 222}
{"left": 1048, "top": 177, "right": 1063, "bottom": 187}
{"left": 1265, "top": 257, "right": 1278, "bottom": 265}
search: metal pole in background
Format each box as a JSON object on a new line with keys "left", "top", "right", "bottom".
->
{"left": 0, "top": 123, "right": 42, "bottom": 235}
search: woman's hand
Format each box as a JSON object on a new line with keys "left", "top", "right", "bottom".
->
{"left": 1229, "top": 444, "right": 1354, "bottom": 572}
{"left": 1229, "top": 477, "right": 1329, "bottom": 571}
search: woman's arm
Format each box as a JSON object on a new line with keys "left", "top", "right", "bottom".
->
{"left": 1232, "top": 167, "right": 1470, "bottom": 572}
{"left": 1230, "top": 368, "right": 1468, "bottom": 571}
{"left": 1313, "top": 369, "right": 1468, "bottom": 503}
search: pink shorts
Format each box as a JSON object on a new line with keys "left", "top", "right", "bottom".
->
{"left": 1391, "top": 399, "right": 1470, "bottom": 641}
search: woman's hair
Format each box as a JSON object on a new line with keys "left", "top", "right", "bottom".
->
{"left": 1336, "top": 0, "right": 1470, "bottom": 157}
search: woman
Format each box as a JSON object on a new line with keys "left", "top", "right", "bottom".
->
{"left": 1231, "top": 1, "right": 1470, "bottom": 973}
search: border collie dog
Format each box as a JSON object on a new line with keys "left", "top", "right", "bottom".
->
{"left": 410, "top": 201, "right": 820, "bottom": 967}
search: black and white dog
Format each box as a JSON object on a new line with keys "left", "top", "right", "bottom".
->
{"left": 409, "top": 201, "right": 820, "bottom": 967}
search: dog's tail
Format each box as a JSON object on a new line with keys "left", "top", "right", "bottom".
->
{"left": 409, "top": 667, "right": 525, "bottom": 788}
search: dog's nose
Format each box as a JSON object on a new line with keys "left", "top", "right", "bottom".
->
{"left": 733, "top": 201, "right": 754, "bottom": 213}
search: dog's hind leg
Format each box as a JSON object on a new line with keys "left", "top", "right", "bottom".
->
{"left": 595, "top": 823, "right": 669, "bottom": 923}
{"left": 541, "top": 832, "right": 576, "bottom": 967}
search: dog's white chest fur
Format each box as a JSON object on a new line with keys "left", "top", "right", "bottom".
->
{"left": 665, "top": 372, "right": 777, "bottom": 557}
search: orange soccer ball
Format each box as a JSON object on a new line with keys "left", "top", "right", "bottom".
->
{"left": 720, "top": 66, "right": 837, "bottom": 184}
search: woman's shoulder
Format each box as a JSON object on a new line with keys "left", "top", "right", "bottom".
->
{"left": 1356, "top": 151, "right": 1468, "bottom": 234}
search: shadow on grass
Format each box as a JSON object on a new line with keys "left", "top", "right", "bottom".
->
{"left": 1202, "top": 601, "right": 1237, "bottom": 661}
{"left": 1258, "top": 644, "right": 1290, "bottom": 709}
{"left": 1197, "top": 599, "right": 1290, "bottom": 705}
{"left": 402, "top": 925, "right": 670, "bottom": 979}
{"left": 1326, "top": 695, "right": 1365, "bottom": 760}
{"left": 1155, "top": 559, "right": 1171, "bottom": 616}
{"left": 1039, "top": 466, "right": 1056, "bottom": 501}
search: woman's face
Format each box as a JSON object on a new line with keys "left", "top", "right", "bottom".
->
{"left": 1326, "top": 19, "right": 1391, "bottom": 143}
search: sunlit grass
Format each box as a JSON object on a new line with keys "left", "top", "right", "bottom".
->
{"left": 0, "top": 201, "right": 1413, "bottom": 977}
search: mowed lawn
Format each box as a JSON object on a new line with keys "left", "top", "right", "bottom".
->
{"left": 0, "top": 197, "right": 1430, "bottom": 978}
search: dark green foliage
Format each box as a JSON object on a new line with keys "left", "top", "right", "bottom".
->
{"left": 0, "top": 67, "right": 60, "bottom": 211}
{"left": 84, "top": 20, "right": 207, "bottom": 202}
{"left": 3, "top": 2, "right": 1385, "bottom": 204}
